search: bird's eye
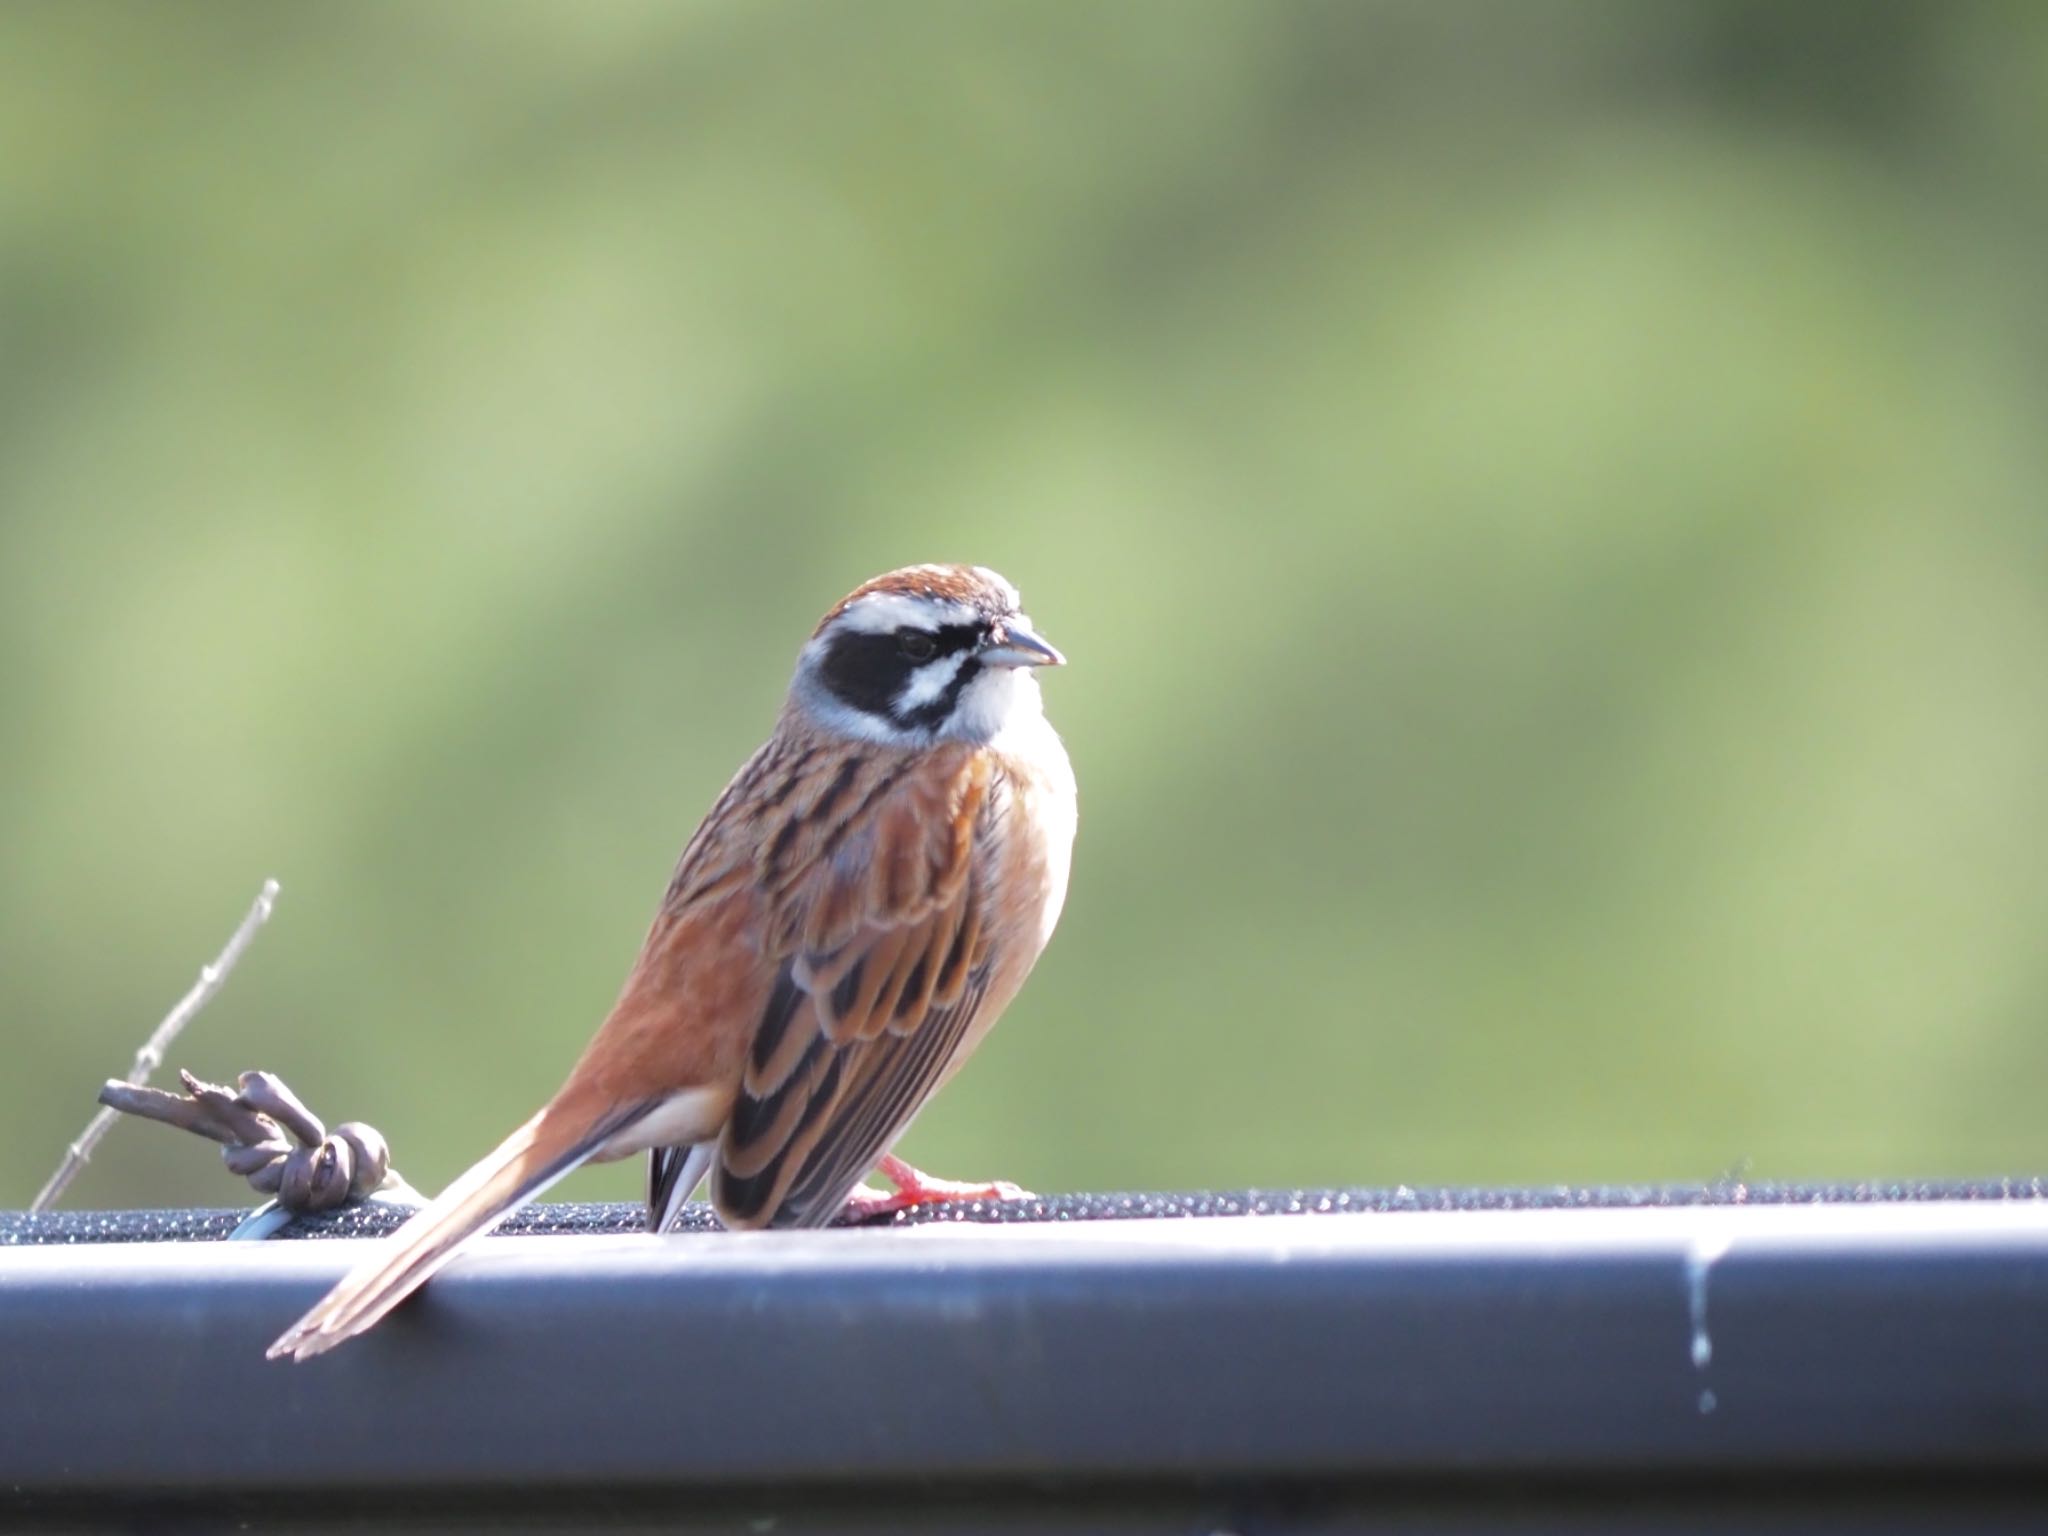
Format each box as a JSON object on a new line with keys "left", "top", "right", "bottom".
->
{"left": 897, "top": 630, "right": 937, "bottom": 662}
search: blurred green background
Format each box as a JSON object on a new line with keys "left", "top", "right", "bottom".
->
{"left": 5, "top": 2, "right": 2047, "bottom": 1214}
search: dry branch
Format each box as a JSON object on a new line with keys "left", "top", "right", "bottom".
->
{"left": 31, "top": 878, "right": 281, "bottom": 1211}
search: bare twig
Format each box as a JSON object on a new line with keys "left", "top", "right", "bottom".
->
{"left": 32, "top": 878, "right": 281, "bottom": 1211}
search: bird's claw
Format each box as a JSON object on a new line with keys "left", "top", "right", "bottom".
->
{"left": 842, "top": 1156, "right": 1037, "bottom": 1220}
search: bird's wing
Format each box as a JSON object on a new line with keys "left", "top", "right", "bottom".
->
{"left": 708, "top": 745, "right": 1001, "bottom": 1228}
{"left": 270, "top": 737, "right": 1007, "bottom": 1357}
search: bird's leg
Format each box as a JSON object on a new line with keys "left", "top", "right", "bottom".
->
{"left": 842, "top": 1153, "right": 1036, "bottom": 1219}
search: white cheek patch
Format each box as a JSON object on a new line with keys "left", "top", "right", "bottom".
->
{"left": 894, "top": 652, "right": 969, "bottom": 714}
{"left": 833, "top": 592, "right": 978, "bottom": 636}
{"left": 793, "top": 680, "right": 933, "bottom": 747}
{"left": 942, "top": 665, "right": 1043, "bottom": 743}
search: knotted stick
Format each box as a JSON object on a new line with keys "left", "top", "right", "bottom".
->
{"left": 98, "top": 1069, "right": 408, "bottom": 1214}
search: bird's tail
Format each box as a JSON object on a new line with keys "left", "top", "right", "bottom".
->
{"left": 267, "top": 1103, "right": 621, "bottom": 1361}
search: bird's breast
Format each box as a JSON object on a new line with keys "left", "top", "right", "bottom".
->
{"left": 983, "top": 716, "right": 1078, "bottom": 965}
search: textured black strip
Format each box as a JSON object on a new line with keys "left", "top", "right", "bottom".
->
{"left": 4, "top": 1179, "right": 2048, "bottom": 1253}
{"left": 0, "top": 1176, "right": 1988, "bottom": 1225}
{"left": 7, "top": 1179, "right": 2045, "bottom": 1246}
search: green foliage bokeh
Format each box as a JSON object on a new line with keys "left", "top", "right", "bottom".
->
{"left": 5, "top": 2, "right": 2048, "bottom": 1210}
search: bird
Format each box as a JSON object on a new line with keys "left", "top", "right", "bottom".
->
{"left": 269, "top": 563, "right": 1075, "bottom": 1361}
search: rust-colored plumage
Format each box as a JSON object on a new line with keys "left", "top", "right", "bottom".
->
{"left": 815, "top": 565, "right": 1015, "bottom": 634}
{"left": 269, "top": 565, "right": 1074, "bottom": 1360}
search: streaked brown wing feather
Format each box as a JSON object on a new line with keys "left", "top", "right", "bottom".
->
{"left": 709, "top": 747, "right": 999, "bottom": 1229}
{"left": 774, "top": 966, "right": 994, "bottom": 1225}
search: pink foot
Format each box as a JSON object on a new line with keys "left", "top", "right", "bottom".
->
{"left": 842, "top": 1154, "right": 1036, "bottom": 1220}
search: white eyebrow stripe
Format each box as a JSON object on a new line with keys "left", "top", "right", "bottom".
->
{"left": 831, "top": 592, "right": 979, "bottom": 636}
{"left": 894, "top": 651, "right": 970, "bottom": 713}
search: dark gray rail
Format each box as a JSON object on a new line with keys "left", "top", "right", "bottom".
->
{"left": 4, "top": 1186, "right": 2047, "bottom": 1531}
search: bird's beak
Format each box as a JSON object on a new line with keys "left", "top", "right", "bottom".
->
{"left": 980, "top": 618, "right": 1065, "bottom": 669}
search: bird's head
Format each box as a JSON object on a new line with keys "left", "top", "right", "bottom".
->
{"left": 792, "top": 564, "right": 1064, "bottom": 746}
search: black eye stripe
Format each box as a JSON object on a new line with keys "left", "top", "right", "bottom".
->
{"left": 915, "top": 625, "right": 981, "bottom": 659}
{"left": 819, "top": 623, "right": 984, "bottom": 725}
